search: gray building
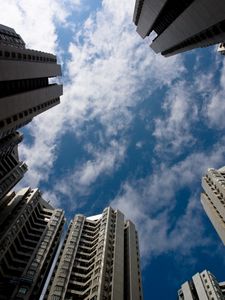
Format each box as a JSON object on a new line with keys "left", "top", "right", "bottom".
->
{"left": 0, "top": 131, "right": 27, "bottom": 201}
{"left": 201, "top": 167, "right": 225, "bottom": 245}
{"left": 0, "top": 24, "right": 62, "bottom": 139}
{"left": 0, "top": 187, "right": 65, "bottom": 300}
{"left": 46, "top": 207, "right": 143, "bottom": 300}
{"left": 133, "top": 0, "right": 225, "bottom": 56}
{"left": 178, "top": 270, "right": 225, "bottom": 299}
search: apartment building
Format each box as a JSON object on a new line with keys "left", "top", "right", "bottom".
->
{"left": 0, "top": 131, "right": 27, "bottom": 201}
{"left": 201, "top": 167, "right": 225, "bottom": 245}
{"left": 0, "top": 187, "right": 65, "bottom": 300}
{"left": 178, "top": 270, "right": 225, "bottom": 299}
{"left": 46, "top": 207, "right": 143, "bottom": 300}
{"left": 133, "top": 0, "right": 225, "bottom": 56}
{"left": 0, "top": 24, "right": 62, "bottom": 139}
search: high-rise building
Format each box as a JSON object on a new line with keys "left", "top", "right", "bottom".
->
{"left": 46, "top": 207, "right": 143, "bottom": 300}
{"left": 0, "top": 187, "right": 65, "bottom": 300}
{"left": 177, "top": 270, "right": 225, "bottom": 299}
{"left": 133, "top": 0, "right": 225, "bottom": 56}
{"left": 0, "top": 24, "right": 62, "bottom": 139}
{"left": 201, "top": 167, "right": 225, "bottom": 245}
{"left": 0, "top": 131, "right": 27, "bottom": 201}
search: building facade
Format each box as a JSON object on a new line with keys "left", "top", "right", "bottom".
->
{"left": 177, "top": 270, "right": 225, "bottom": 299}
{"left": 46, "top": 207, "right": 143, "bottom": 300}
{"left": 0, "top": 187, "right": 65, "bottom": 300}
{"left": 0, "top": 131, "right": 27, "bottom": 201}
{"left": 133, "top": 0, "right": 225, "bottom": 56}
{"left": 0, "top": 24, "right": 62, "bottom": 139}
{"left": 201, "top": 167, "right": 225, "bottom": 245}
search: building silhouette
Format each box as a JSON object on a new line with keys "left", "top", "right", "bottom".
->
{"left": 46, "top": 207, "right": 143, "bottom": 300}
{"left": 0, "top": 187, "right": 65, "bottom": 300}
{"left": 201, "top": 167, "right": 225, "bottom": 245}
{"left": 0, "top": 131, "right": 27, "bottom": 201}
{"left": 0, "top": 24, "right": 62, "bottom": 139}
{"left": 178, "top": 270, "right": 225, "bottom": 299}
{"left": 133, "top": 0, "right": 225, "bottom": 56}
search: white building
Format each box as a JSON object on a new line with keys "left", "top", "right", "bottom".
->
{"left": 178, "top": 270, "right": 224, "bottom": 299}
{"left": 201, "top": 167, "right": 225, "bottom": 245}
{"left": 46, "top": 207, "right": 143, "bottom": 300}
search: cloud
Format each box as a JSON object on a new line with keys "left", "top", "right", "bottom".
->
{"left": 153, "top": 81, "right": 198, "bottom": 156}
{"left": 14, "top": 0, "right": 185, "bottom": 189}
{"left": 44, "top": 139, "right": 126, "bottom": 210}
{"left": 205, "top": 58, "right": 225, "bottom": 129}
{"left": 0, "top": 0, "right": 81, "bottom": 53}
{"left": 111, "top": 139, "right": 225, "bottom": 262}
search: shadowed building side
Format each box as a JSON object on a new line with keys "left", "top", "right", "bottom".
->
{"left": 0, "top": 24, "right": 62, "bottom": 139}
{"left": 0, "top": 187, "right": 65, "bottom": 300}
{"left": 0, "top": 131, "right": 27, "bottom": 201}
{"left": 133, "top": 0, "right": 225, "bottom": 57}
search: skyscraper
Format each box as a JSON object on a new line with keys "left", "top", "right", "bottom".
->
{"left": 0, "top": 24, "right": 62, "bottom": 139}
{"left": 177, "top": 270, "right": 225, "bottom": 299}
{"left": 201, "top": 167, "right": 225, "bottom": 245}
{"left": 0, "top": 131, "right": 27, "bottom": 201}
{"left": 46, "top": 207, "right": 143, "bottom": 300}
{"left": 133, "top": 0, "right": 225, "bottom": 56}
{"left": 0, "top": 187, "right": 65, "bottom": 300}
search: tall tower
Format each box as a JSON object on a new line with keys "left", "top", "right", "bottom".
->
{"left": 133, "top": 0, "right": 225, "bottom": 56}
{"left": 177, "top": 270, "right": 225, "bottom": 299}
{"left": 46, "top": 207, "right": 143, "bottom": 300}
{"left": 0, "top": 24, "right": 62, "bottom": 139}
{"left": 201, "top": 167, "right": 225, "bottom": 245}
{"left": 0, "top": 131, "right": 27, "bottom": 201}
{"left": 0, "top": 187, "right": 65, "bottom": 300}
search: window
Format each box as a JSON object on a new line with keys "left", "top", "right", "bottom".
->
{"left": 18, "top": 287, "right": 27, "bottom": 295}
{"left": 55, "top": 285, "right": 63, "bottom": 292}
{"left": 92, "top": 285, "right": 98, "bottom": 293}
{"left": 52, "top": 296, "right": 60, "bottom": 300}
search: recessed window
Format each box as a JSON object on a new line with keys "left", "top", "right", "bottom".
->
{"left": 18, "top": 287, "right": 27, "bottom": 295}
{"left": 4, "top": 51, "right": 10, "bottom": 57}
{"left": 6, "top": 118, "right": 11, "bottom": 124}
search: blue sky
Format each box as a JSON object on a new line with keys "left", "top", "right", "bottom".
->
{"left": 2, "top": 0, "right": 225, "bottom": 298}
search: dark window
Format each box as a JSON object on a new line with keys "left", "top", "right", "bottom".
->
{"left": 4, "top": 51, "right": 10, "bottom": 58}
{"left": 6, "top": 118, "right": 11, "bottom": 124}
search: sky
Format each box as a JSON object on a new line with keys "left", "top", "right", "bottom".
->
{"left": 1, "top": 0, "right": 225, "bottom": 299}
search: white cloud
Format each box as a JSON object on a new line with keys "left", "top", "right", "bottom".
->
{"left": 43, "top": 139, "right": 127, "bottom": 210}
{"left": 153, "top": 81, "right": 198, "bottom": 155}
{"left": 205, "top": 58, "right": 225, "bottom": 129}
{"left": 13, "top": 0, "right": 185, "bottom": 189}
{"left": 0, "top": 0, "right": 81, "bottom": 53}
{"left": 111, "top": 139, "right": 225, "bottom": 261}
